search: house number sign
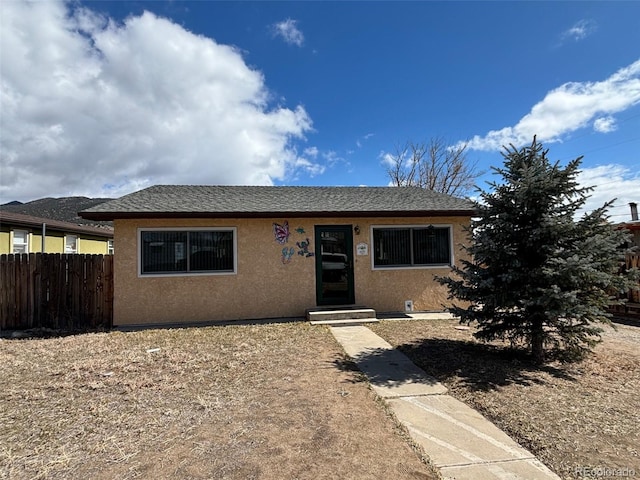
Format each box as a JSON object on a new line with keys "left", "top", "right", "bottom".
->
{"left": 356, "top": 242, "right": 368, "bottom": 256}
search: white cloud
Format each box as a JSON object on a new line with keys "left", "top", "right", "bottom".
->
{"left": 322, "top": 150, "right": 346, "bottom": 167}
{"left": 473, "top": 164, "right": 638, "bottom": 221}
{"left": 593, "top": 116, "right": 617, "bottom": 133}
{"left": 561, "top": 19, "right": 597, "bottom": 42}
{"left": 271, "top": 18, "right": 304, "bottom": 47}
{"left": 356, "top": 132, "right": 374, "bottom": 148}
{"left": 294, "top": 157, "right": 325, "bottom": 176}
{"left": 576, "top": 165, "right": 640, "bottom": 220}
{"left": 303, "top": 146, "right": 319, "bottom": 158}
{"left": 463, "top": 59, "right": 640, "bottom": 151}
{"left": 379, "top": 151, "right": 397, "bottom": 168}
{"left": 0, "top": 1, "right": 316, "bottom": 203}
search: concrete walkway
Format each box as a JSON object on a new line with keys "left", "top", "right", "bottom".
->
{"left": 330, "top": 325, "right": 560, "bottom": 480}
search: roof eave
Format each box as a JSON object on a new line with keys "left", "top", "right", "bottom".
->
{"left": 2, "top": 214, "right": 113, "bottom": 237}
{"left": 80, "top": 209, "right": 477, "bottom": 221}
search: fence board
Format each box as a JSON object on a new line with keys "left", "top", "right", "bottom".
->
{"left": 32, "top": 253, "right": 41, "bottom": 328}
{"left": 18, "top": 255, "right": 29, "bottom": 327}
{"left": 0, "top": 253, "right": 113, "bottom": 331}
{"left": 0, "top": 255, "right": 7, "bottom": 326}
{"left": 103, "top": 253, "right": 113, "bottom": 324}
{"left": 7, "top": 256, "right": 16, "bottom": 328}
{"left": 27, "top": 253, "right": 35, "bottom": 328}
{"left": 71, "top": 255, "right": 81, "bottom": 328}
{"left": 93, "top": 256, "right": 103, "bottom": 326}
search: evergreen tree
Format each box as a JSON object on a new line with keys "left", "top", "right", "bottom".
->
{"left": 438, "top": 137, "right": 636, "bottom": 364}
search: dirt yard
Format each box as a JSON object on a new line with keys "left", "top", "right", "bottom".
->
{"left": 0, "top": 322, "right": 437, "bottom": 480}
{"left": 370, "top": 318, "right": 640, "bottom": 480}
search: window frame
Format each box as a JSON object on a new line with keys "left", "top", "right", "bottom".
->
{"left": 107, "top": 239, "right": 114, "bottom": 255}
{"left": 65, "top": 234, "right": 78, "bottom": 254}
{"left": 137, "top": 227, "right": 238, "bottom": 277}
{"left": 12, "top": 229, "right": 29, "bottom": 254}
{"left": 370, "top": 224, "right": 454, "bottom": 270}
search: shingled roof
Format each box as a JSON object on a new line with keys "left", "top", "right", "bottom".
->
{"left": 0, "top": 211, "right": 114, "bottom": 237}
{"left": 80, "top": 185, "right": 476, "bottom": 220}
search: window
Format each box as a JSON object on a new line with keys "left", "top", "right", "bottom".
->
{"left": 13, "top": 230, "right": 29, "bottom": 254}
{"left": 373, "top": 225, "right": 452, "bottom": 268}
{"left": 65, "top": 235, "right": 78, "bottom": 254}
{"left": 107, "top": 239, "right": 114, "bottom": 255}
{"left": 139, "top": 228, "right": 236, "bottom": 275}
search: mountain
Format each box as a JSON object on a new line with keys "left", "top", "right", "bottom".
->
{"left": 0, "top": 197, "right": 114, "bottom": 227}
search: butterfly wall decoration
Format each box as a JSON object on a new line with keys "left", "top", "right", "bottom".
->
{"left": 273, "top": 220, "right": 290, "bottom": 244}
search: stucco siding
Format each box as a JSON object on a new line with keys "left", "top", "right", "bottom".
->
{"left": 0, "top": 230, "right": 10, "bottom": 254}
{"left": 36, "top": 232, "right": 64, "bottom": 253}
{"left": 78, "top": 236, "right": 110, "bottom": 254}
{"left": 113, "top": 216, "right": 470, "bottom": 325}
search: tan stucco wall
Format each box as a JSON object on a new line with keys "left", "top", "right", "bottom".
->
{"left": 114, "top": 216, "right": 470, "bottom": 325}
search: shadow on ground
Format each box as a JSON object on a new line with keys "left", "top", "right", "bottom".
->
{"left": 611, "top": 315, "right": 640, "bottom": 328}
{"left": 333, "top": 345, "right": 445, "bottom": 391}
{"left": 399, "top": 338, "right": 577, "bottom": 391}
{"left": 333, "top": 337, "right": 576, "bottom": 392}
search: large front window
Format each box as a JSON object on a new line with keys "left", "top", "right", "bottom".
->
{"left": 140, "top": 228, "right": 236, "bottom": 275}
{"left": 373, "top": 225, "right": 452, "bottom": 268}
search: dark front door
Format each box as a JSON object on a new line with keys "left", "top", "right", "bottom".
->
{"left": 315, "top": 225, "right": 355, "bottom": 306}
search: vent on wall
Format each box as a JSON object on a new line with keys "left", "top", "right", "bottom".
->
{"left": 404, "top": 300, "right": 414, "bottom": 312}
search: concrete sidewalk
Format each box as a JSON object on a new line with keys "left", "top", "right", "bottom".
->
{"left": 330, "top": 325, "right": 560, "bottom": 480}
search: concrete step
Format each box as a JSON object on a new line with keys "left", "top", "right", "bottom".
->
{"left": 310, "top": 317, "right": 379, "bottom": 326}
{"left": 307, "top": 307, "right": 377, "bottom": 324}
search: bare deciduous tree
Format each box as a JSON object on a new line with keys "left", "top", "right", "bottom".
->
{"left": 385, "top": 137, "right": 481, "bottom": 197}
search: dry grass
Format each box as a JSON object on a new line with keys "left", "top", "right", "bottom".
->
{"left": 0, "top": 322, "right": 436, "bottom": 480}
{"left": 369, "top": 318, "right": 640, "bottom": 480}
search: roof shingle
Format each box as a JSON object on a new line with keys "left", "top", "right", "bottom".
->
{"left": 0, "top": 211, "right": 114, "bottom": 237}
{"left": 80, "top": 185, "right": 476, "bottom": 220}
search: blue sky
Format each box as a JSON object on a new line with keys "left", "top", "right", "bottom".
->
{"left": 1, "top": 1, "right": 639, "bottom": 220}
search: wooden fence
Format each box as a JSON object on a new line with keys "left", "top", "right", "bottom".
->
{"left": 0, "top": 253, "right": 113, "bottom": 331}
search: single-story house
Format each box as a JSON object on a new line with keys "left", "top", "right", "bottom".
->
{"left": 80, "top": 185, "right": 475, "bottom": 326}
{"left": 0, "top": 210, "right": 114, "bottom": 255}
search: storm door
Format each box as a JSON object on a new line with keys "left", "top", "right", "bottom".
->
{"left": 314, "top": 225, "right": 355, "bottom": 306}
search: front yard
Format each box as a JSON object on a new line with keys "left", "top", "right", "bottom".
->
{"left": 3, "top": 318, "right": 637, "bottom": 480}
{"left": 0, "top": 322, "right": 435, "bottom": 480}
{"left": 370, "top": 318, "right": 640, "bottom": 479}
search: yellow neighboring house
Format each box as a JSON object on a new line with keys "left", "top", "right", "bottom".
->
{"left": 0, "top": 211, "right": 113, "bottom": 255}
